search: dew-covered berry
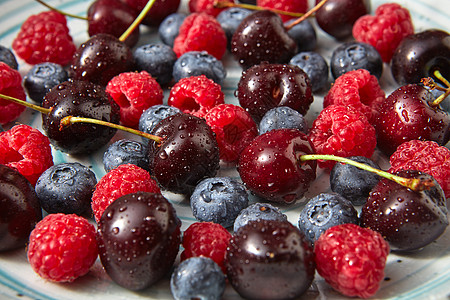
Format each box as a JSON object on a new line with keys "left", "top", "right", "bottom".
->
{"left": 170, "top": 257, "right": 226, "bottom": 300}
{"left": 259, "top": 106, "right": 307, "bottom": 135}
{"left": 190, "top": 176, "right": 249, "bottom": 228}
{"left": 158, "top": 13, "right": 187, "bottom": 47}
{"left": 285, "top": 19, "right": 317, "bottom": 52}
{"left": 330, "top": 156, "right": 381, "bottom": 206}
{"left": 35, "top": 162, "right": 97, "bottom": 215}
{"left": 103, "top": 139, "right": 150, "bottom": 172}
{"left": 23, "top": 62, "right": 68, "bottom": 103}
{"left": 216, "top": 7, "right": 252, "bottom": 48}
{"left": 289, "top": 52, "right": 328, "bottom": 92}
{"left": 233, "top": 202, "right": 287, "bottom": 232}
{"left": 173, "top": 51, "right": 226, "bottom": 85}
{"left": 0, "top": 45, "right": 18, "bottom": 69}
{"left": 298, "top": 193, "right": 359, "bottom": 244}
{"left": 138, "top": 104, "right": 182, "bottom": 139}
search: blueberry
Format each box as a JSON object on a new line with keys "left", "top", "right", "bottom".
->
{"left": 298, "top": 193, "right": 359, "bottom": 244}
{"left": 139, "top": 104, "right": 182, "bottom": 140}
{"left": 170, "top": 257, "right": 225, "bottom": 300}
{"left": 259, "top": 106, "right": 307, "bottom": 134}
{"left": 285, "top": 19, "right": 317, "bottom": 52}
{"left": 134, "top": 43, "right": 177, "bottom": 86}
{"left": 173, "top": 51, "right": 226, "bottom": 85}
{"left": 103, "top": 139, "right": 150, "bottom": 172}
{"left": 233, "top": 202, "right": 287, "bottom": 232}
{"left": 330, "top": 156, "right": 381, "bottom": 206}
{"left": 330, "top": 41, "right": 383, "bottom": 79}
{"left": 0, "top": 45, "right": 18, "bottom": 70}
{"left": 289, "top": 51, "right": 329, "bottom": 92}
{"left": 217, "top": 7, "right": 252, "bottom": 49}
{"left": 35, "top": 162, "right": 97, "bottom": 215}
{"left": 158, "top": 13, "right": 186, "bottom": 47}
{"left": 23, "top": 62, "right": 68, "bottom": 103}
{"left": 190, "top": 177, "right": 248, "bottom": 228}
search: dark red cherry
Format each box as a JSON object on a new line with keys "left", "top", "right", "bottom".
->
{"left": 237, "top": 62, "right": 313, "bottom": 122}
{"left": 87, "top": 0, "right": 140, "bottom": 48}
{"left": 361, "top": 170, "right": 448, "bottom": 252}
{"left": 68, "top": 33, "right": 135, "bottom": 86}
{"left": 375, "top": 84, "right": 450, "bottom": 156}
{"left": 42, "top": 80, "right": 120, "bottom": 155}
{"left": 238, "top": 128, "right": 316, "bottom": 204}
{"left": 315, "top": 0, "right": 370, "bottom": 40}
{"left": 148, "top": 113, "right": 220, "bottom": 195}
{"left": 391, "top": 29, "right": 450, "bottom": 85}
{"left": 226, "top": 219, "right": 315, "bottom": 300}
{"left": 119, "top": 0, "right": 181, "bottom": 26}
{"left": 0, "top": 165, "right": 42, "bottom": 252}
{"left": 231, "top": 10, "right": 297, "bottom": 69}
{"left": 97, "top": 192, "right": 181, "bottom": 290}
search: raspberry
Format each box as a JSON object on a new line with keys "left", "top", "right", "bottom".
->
{"left": 27, "top": 213, "right": 98, "bottom": 283}
{"left": 314, "top": 223, "right": 390, "bottom": 298}
{"left": 0, "top": 62, "right": 26, "bottom": 124}
{"left": 189, "top": 0, "right": 234, "bottom": 17}
{"left": 0, "top": 124, "right": 53, "bottom": 185}
{"left": 91, "top": 164, "right": 161, "bottom": 222}
{"left": 257, "top": 0, "right": 308, "bottom": 22}
{"left": 389, "top": 140, "right": 450, "bottom": 199}
{"left": 106, "top": 71, "right": 164, "bottom": 128}
{"left": 173, "top": 12, "right": 227, "bottom": 60}
{"left": 12, "top": 11, "right": 76, "bottom": 65}
{"left": 308, "top": 104, "right": 377, "bottom": 170}
{"left": 205, "top": 104, "right": 258, "bottom": 163}
{"left": 180, "top": 222, "right": 232, "bottom": 272}
{"left": 352, "top": 3, "right": 414, "bottom": 62}
{"left": 323, "top": 69, "right": 385, "bottom": 124}
{"left": 168, "top": 75, "right": 225, "bottom": 118}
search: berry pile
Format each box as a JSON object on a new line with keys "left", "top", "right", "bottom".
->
{"left": 0, "top": 0, "right": 449, "bottom": 299}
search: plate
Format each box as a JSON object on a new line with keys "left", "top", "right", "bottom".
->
{"left": 0, "top": 0, "right": 449, "bottom": 299}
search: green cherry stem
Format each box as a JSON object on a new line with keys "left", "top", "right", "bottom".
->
{"left": 34, "top": 0, "right": 88, "bottom": 20}
{"left": 299, "top": 154, "right": 435, "bottom": 192}
{"left": 430, "top": 70, "right": 450, "bottom": 107}
{"left": 284, "top": 0, "right": 329, "bottom": 31}
{"left": 0, "top": 93, "right": 50, "bottom": 115}
{"left": 119, "top": 0, "right": 156, "bottom": 42}
{"left": 214, "top": 1, "right": 305, "bottom": 17}
{"left": 60, "top": 116, "right": 163, "bottom": 144}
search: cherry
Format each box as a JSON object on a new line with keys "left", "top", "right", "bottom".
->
{"left": 391, "top": 29, "right": 450, "bottom": 85}
{"left": 230, "top": 10, "right": 297, "bottom": 69}
{"left": 226, "top": 219, "right": 315, "bottom": 300}
{"left": 375, "top": 84, "right": 450, "bottom": 156}
{"left": 315, "top": 0, "right": 370, "bottom": 40}
{"left": 97, "top": 191, "right": 181, "bottom": 290}
{"left": 119, "top": 0, "right": 181, "bottom": 27}
{"left": 236, "top": 62, "right": 313, "bottom": 122}
{"left": 361, "top": 170, "right": 448, "bottom": 252}
{"left": 0, "top": 165, "right": 42, "bottom": 252}
{"left": 87, "top": 0, "right": 140, "bottom": 48}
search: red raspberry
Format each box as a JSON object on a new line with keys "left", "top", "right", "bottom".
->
{"left": 314, "top": 223, "right": 390, "bottom": 298}
{"left": 168, "top": 75, "right": 225, "bottom": 118}
{"left": 0, "top": 62, "right": 26, "bottom": 124}
{"left": 352, "top": 3, "right": 414, "bottom": 62}
{"left": 323, "top": 69, "right": 385, "bottom": 124}
{"left": 257, "top": 0, "right": 308, "bottom": 22}
{"left": 12, "top": 11, "right": 76, "bottom": 65}
{"left": 189, "top": 0, "right": 234, "bottom": 17}
{"left": 27, "top": 213, "right": 98, "bottom": 283}
{"left": 308, "top": 104, "right": 377, "bottom": 170}
{"left": 106, "top": 71, "right": 164, "bottom": 128}
{"left": 180, "top": 222, "right": 232, "bottom": 272}
{"left": 389, "top": 140, "right": 450, "bottom": 199}
{"left": 91, "top": 164, "right": 161, "bottom": 222}
{"left": 205, "top": 104, "right": 258, "bottom": 163}
{"left": 0, "top": 124, "right": 53, "bottom": 185}
{"left": 173, "top": 12, "right": 227, "bottom": 60}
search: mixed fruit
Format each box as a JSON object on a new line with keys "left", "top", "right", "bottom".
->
{"left": 0, "top": 0, "right": 449, "bottom": 299}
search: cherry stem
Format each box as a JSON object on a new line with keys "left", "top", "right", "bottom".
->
{"left": 34, "top": 0, "right": 88, "bottom": 20}
{"left": 119, "top": 0, "right": 156, "bottom": 42}
{"left": 214, "top": 1, "right": 305, "bottom": 17}
{"left": 284, "top": 0, "right": 329, "bottom": 31}
{"left": 0, "top": 93, "right": 50, "bottom": 115}
{"left": 60, "top": 116, "right": 163, "bottom": 144}
{"left": 299, "top": 154, "right": 435, "bottom": 192}
{"left": 421, "top": 70, "right": 450, "bottom": 107}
